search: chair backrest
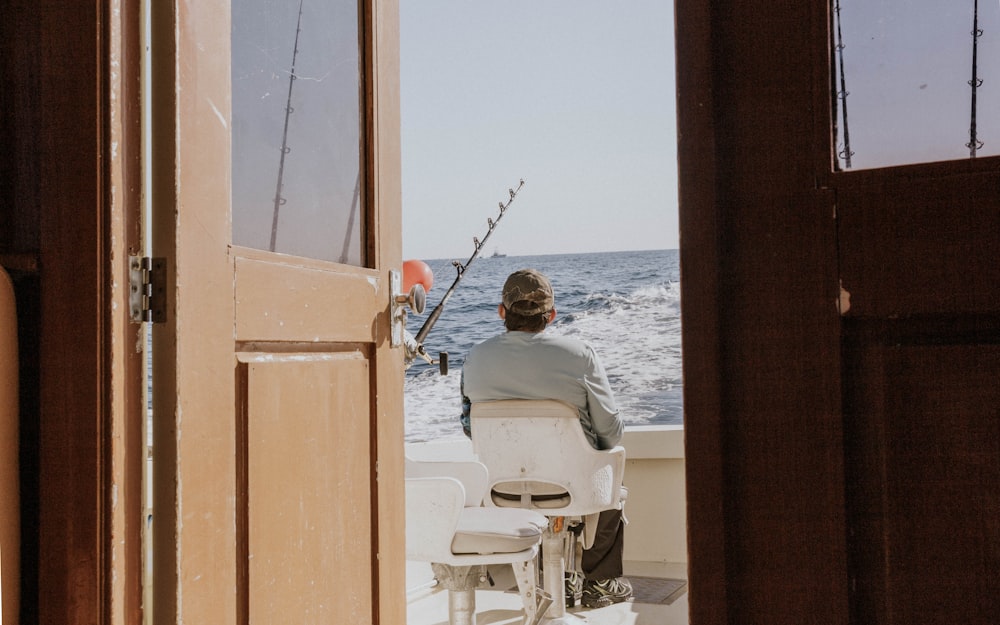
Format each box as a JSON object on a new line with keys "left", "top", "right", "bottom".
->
{"left": 405, "top": 457, "right": 488, "bottom": 507}
{"left": 404, "top": 476, "right": 465, "bottom": 563}
{"left": 470, "top": 399, "right": 625, "bottom": 517}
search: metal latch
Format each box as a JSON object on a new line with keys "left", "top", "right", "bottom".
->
{"left": 129, "top": 256, "right": 167, "bottom": 323}
{"left": 390, "top": 269, "right": 426, "bottom": 347}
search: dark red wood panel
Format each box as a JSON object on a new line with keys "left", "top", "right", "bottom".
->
{"left": 845, "top": 341, "right": 1000, "bottom": 624}
{"left": 838, "top": 170, "right": 1000, "bottom": 318}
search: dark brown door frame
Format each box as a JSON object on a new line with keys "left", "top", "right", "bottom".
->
{"left": 677, "top": 1, "right": 850, "bottom": 621}
{"left": 0, "top": 1, "right": 145, "bottom": 622}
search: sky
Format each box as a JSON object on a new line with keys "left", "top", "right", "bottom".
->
{"left": 399, "top": 1, "right": 679, "bottom": 261}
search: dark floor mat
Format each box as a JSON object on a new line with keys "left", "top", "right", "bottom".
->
{"left": 629, "top": 576, "right": 687, "bottom": 605}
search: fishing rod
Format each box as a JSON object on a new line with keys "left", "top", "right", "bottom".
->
{"left": 967, "top": 0, "right": 983, "bottom": 157}
{"left": 833, "top": 0, "right": 853, "bottom": 168}
{"left": 269, "top": 0, "right": 306, "bottom": 252}
{"left": 406, "top": 178, "right": 525, "bottom": 368}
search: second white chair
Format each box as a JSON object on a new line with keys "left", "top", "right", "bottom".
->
{"left": 405, "top": 457, "right": 553, "bottom": 625}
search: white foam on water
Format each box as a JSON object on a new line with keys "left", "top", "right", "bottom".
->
{"left": 550, "top": 282, "right": 682, "bottom": 426}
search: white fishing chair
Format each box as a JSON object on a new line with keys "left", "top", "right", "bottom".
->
{"left": 405, "top": 457, "right": 553, "bottom": 625}
{"left": 470, "top": 400, "right": 626, "bottom": 622}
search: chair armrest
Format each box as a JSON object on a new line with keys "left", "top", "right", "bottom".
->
{"left": 405, "top": 457, "right": 489, "bottom": 507}
{"left": 546, "top": 444, "right": 626, "bottom": 513}
{"left": 404, "top": 477, "right": 465, "bottom": 562}
{"left": 601, "top": 445, "right": 627, "bottom": 509}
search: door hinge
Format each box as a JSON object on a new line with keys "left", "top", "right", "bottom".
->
{"left": 129, "top": 256, "right": 167, "bottom": 324}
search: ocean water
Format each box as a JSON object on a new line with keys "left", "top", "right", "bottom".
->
{"left": 403, "top": 249, "right": 683, "bottom": 443}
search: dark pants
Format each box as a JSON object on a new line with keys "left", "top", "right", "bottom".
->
{"left": 581, "top": 508, "right": 624, "bottom": 581}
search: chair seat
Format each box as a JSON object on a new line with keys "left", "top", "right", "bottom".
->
{"left": 451, "top": 507, "right": 548, "bottom": 555}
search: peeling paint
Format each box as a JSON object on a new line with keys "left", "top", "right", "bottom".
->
{"left": 838, "top": 282, "right": 851, "bottom": 315}
{"left": 366, "top": 276, "right": 379, "bottom": 290}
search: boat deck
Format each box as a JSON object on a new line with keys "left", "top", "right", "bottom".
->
{"left": 407, "top": 559, "right": 688, "bottom": 625}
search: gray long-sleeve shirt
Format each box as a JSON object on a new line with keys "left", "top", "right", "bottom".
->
{"left": 460, "top": 330, "right": 623, "bottom": 450}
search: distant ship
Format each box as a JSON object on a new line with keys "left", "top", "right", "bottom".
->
{"left": 491, "top": 249, "right": 507, "bottom": 258}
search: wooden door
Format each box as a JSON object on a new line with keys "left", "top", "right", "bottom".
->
{"left": 676, "top": 0, "right": 1000, "bottom": 623}
{"left": 150, "top": 1, "right": 405, "bottom": 624}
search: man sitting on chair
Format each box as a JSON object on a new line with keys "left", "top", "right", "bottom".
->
{"left": 459, "top": 268, "right": 633, "bottom": 609}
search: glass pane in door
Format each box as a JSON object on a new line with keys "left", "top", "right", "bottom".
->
{"left": 232, "top": 0, "right": 365, "bottom": 265}
{"left": 832, "top": 0, "right": 1000, "bottom": 170}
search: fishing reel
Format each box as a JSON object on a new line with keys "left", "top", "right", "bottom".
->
{"left": 403, "top": 331, "right": 448, "bottom": 375}
{"left": 397, "top": 261, "right": 448, "bottom": 375}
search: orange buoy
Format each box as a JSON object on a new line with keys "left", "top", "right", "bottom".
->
{"left": 402, "top": 259, "right": 434, "bottom": 293}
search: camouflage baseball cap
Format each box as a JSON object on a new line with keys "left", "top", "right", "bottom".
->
{"left": 502, "top": 269, "right": 554, "bottom": 315}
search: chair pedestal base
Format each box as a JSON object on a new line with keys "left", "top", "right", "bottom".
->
{"left": 447, "top": 587, "right": 476, "bottom": 625}
{"left": 537, "top": 524, "right": 588, "bottom": 624}
{"left": 431, "top": 564, "right": 485, "bottom": 625}
{"left": 431, "top": 560, "right": 549, "bottom": 625}
{"left": 541, "top": 530, "right": 568, "bottom": 618}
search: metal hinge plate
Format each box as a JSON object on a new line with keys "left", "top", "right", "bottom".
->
{"left": 129, "top": 256, "right": 166, "bottom": 323}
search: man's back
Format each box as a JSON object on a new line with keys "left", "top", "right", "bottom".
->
{"left": 463, "top": 330, "right": 622, "bottom": 450}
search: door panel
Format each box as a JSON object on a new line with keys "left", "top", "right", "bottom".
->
{"left": 234, "top": 251, "right": 381, "bottom": 342}
{"left": 151, "top": 1, "right": 404, "bottom": 623}
{"left": 241, "top": 354, "right": 373, "bottom": 623}
{"left": 844, "top": 340, "right": 1000, "bottom": 624}
{"left": 837, "top": 168, "right": 1000, "bottom": 317}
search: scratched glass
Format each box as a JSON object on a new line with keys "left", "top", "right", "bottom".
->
{"left": 232, "top": 0, "right": 365, "bottom": 265}
{"left": 831, "top": 0, "right": 1000, "bottom": 170}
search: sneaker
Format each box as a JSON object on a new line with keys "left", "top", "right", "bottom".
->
{"left": 564, "top": 571, "right": 584, "bottom": 608}
{"left": 581, "top": 577, "right": 633, "bottom": 609}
